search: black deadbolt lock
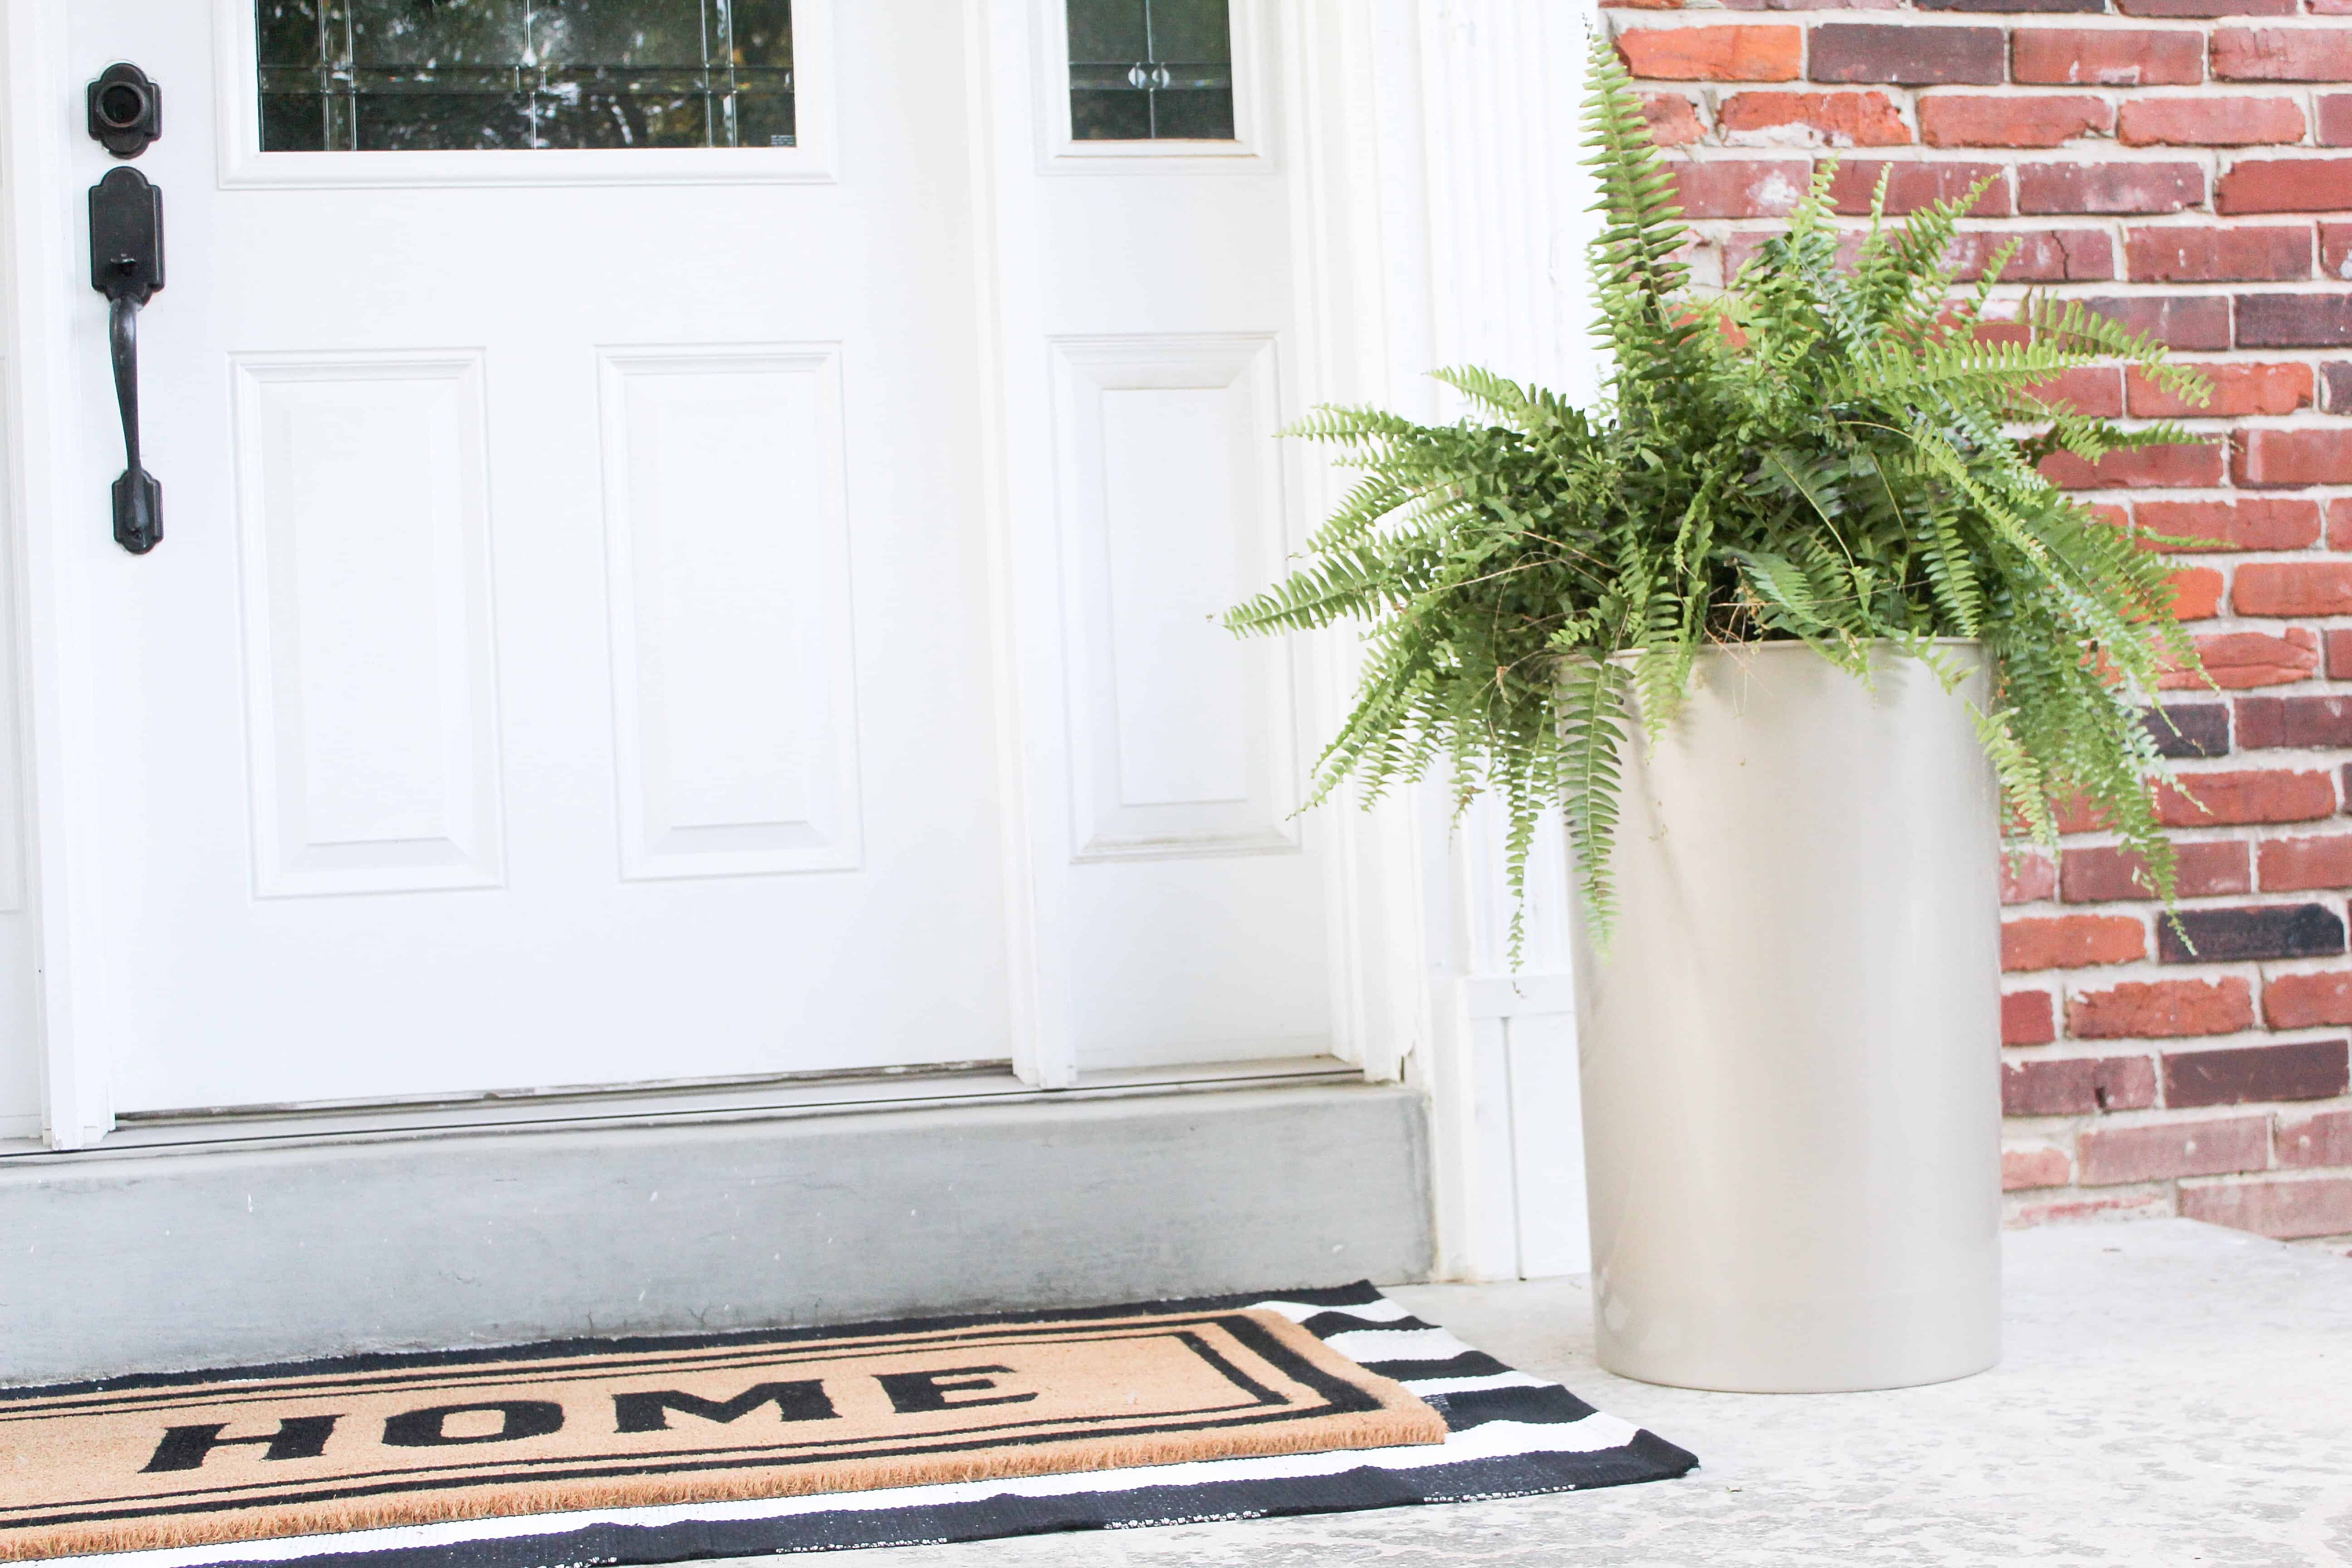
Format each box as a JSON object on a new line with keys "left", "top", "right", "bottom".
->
{"left": 88, "top": 63, "right": 160, "bottom": 158}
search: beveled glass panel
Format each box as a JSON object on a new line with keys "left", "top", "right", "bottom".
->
{"left": 255, "top": 0, "right": 795, "bottom": 152}
{"left": 1066, "top": 0, "right": 1234, "bottom": 143}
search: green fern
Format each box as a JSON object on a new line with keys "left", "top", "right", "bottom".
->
{"left": 1226, "top": 33, "right": 2210, "bottom": 950}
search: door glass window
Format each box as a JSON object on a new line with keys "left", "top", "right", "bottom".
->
{"left": 255, "top": 1, "right": 795, "bottom": 152}
{"left": 1065, "top": 0, "right": 1233, "bottom": 142}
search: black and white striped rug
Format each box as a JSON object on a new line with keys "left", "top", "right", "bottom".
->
{"left": 78, "top": 1284, "right": 1694, "bottom": 1565}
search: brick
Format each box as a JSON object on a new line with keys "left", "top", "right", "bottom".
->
{"left": 2127, "top": 226, "right": 2310, "bottom": 284}
{"left": 1947, "top": 229, "right": 2112, "bottom": 281}
{"left": 2129, "top": 362, "right": 2312, "bottom": 417}
{"left": 2159, "top": 902, "right": 2347, "bottom": 962}
{"left": 2180, "top": 1175, "right": 2352, "bottom": 1238}
{"left": 2003, "top": 1147, "right": 2075, "bottom": 1193}
{"left": 2030, "top": 366, "right": 2124, "bottom": 416}
{"left": 1812, "top": 25, "right": 2005, "bottom": 84}
{"left": 2003, "top": 851, "right": 2058, "bottom": 904}
{"left": 2237, "top": 294, "right": 2352, "bottom": 348}
{"left": 2168, "top": 1038, "right": 2352, "bottom": 1105}
{"left": 2323, "top": 95, "right": 2352, "bottom": 148}
{"left": 2235, "top": 427, "right": 2352, "bottom": 487}
{"left": 1923, "top": 0, "right": 2098, "bottom": 11}
{"left": 1669, "top": 160, "right": 1810, "bottom": 219}
{"left": 2137, "top": 498, "right": 2320, "bottom": 552}
{"left": 2040, "top": 441, "right": 2225, "bottom": 490}
{"left": 2240, "top": 695, "right": 2352, "bottom": 750}
{"left": 1641, "top": 93, "right": 1706, "bottom": 147}
{"left": 2119, "top": 96, "right": 2304, "bottom": 147}
{"left": 2322, "top": 224, "right": 2352, "bottom": 280}
{"left": 2014, "top": 29, "right": 2206, "bottom": 87}
{"left": 1717, "top": 90, "right": 1909, "bottom": 146}
{"left": 2264, "top": 838, "right": 2352, "bottom": 894}
{"left": 2220, "top": 161, "right": 2352, "bottom": 216}
{"left": 2322, "top": 224, "right": 2352, "bottom": 282}
{"left": 1722, "top": 0, "right": 1903, "bottom": 9}
{"left": 2264, "top": 967, "right": 2352, "bottom": 1026}
{"left": 2011, "top": 1189, "right": 2176, "bottom": 1225}
{"left": 2274, "top": 698, "right": 2352, "bottom": 758}
{"left": 2004, "top": 987, "right": 2058, "bottom": 1044}
{"left": 2212, "top": 27, "right": 2352, "bottom": 82}
{"left": 2326, "top": 363, "right": 2352, "bottom": 414}
{"left": 2079, "top": 1114, "right": 2270, "bottom": 1185}
{"left": 2018, "top": 161, "right": 2204, "bottom": 215}
{"left": 2157, "top": 769, "right": 2334, "bottom": 827}
{"left": 2051, "top": 791, "right": 2113, "bottom": 835}
{"left": 2068, "top": 976, "right": 2255, "bottom": 1039}
{"left": 2122, "top": 0, "right": 2294, "bottom": 15}
{"left": 1826, "top": 159, "right": 2010, "bottom": 216}
{"left": 2002, "top": 913, "right": 2146, "bottom": 971}
{"left": 2077, "top": 295, "right": 2232, "bottom": 351}
{"left": 2332, "top": 630, "right": 2352, "bottom": 680}
{"left": 2062, "top": 840, "right": 2249, "bottom": 902}
{"left": 2002, "top": 1054, "right": 2159, "bottom": 1114}
{"left": 2144, "top": 702, "right": 2230, "bottom": 759}
{"left": 2167, "top": 565, "right": 2225, "bottom": 620}
{"left": 2235, "top": 695, "right": 2283, "bottom": 749}
{"left": 1720, "top": 228, "right": 1866, "bottom": 283}
{"left": 1617, "top": 25, "right": 1802, "bottom": 82}
{"left": 2163, "top": 629, "right": 2319, "bottom": 691}
{"left": 1920, "top": 94, "right": 2110, "bottom": 148}
{"left": 2276, "top": 1107, "right": 2352, "bottom": 1167}
{"left": 2236, "top": 563, "right": 2352, "bottom": 617}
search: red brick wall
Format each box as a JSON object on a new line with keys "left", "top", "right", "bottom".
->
{"left": 1607, "top": 1, "right": 2352, "bottom": 1250}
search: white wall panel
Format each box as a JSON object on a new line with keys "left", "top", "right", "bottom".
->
{"left": 232, "top": 352, "right": 503, "bottom": 898}
{"left": 599, "top": 345, "right": 861, "bottom": 880}
{"left": 1050, "top": 334, "right": 1296, "bottom": 862}
{"left": 0, "top": 352, "right": 34, "bottom": 1139}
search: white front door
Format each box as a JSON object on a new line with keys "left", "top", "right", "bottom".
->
{"left": 1, "top": 0, "right": 1368, "bottom": 1136}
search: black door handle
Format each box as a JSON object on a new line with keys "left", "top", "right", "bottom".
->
{"left": 89, "top": 165, "right": 163, "bottom": 554}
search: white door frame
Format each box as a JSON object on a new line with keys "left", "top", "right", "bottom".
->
{"left": 1371, "top": 0, "right": 1602, "bottom": 1281}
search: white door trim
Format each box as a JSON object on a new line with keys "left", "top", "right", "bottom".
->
{"left": 0, "top": 0, "right": 104, "bottom": 1149}
{"left": 1375, "top": 0, "right": 1602, "bottom": 1281}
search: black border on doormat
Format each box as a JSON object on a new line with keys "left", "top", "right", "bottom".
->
{"left": 25, "top": 1281, "right": 1696, "bottom": 1564}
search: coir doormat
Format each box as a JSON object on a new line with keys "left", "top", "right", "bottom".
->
{"left": 0, "top": 1284, "right": 1695, "bottom": 1564}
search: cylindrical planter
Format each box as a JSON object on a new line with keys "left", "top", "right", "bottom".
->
{"left": 1571, "top": 641, "right": 2003, "bottom": 1393}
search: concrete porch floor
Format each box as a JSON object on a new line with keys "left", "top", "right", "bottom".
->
{"left": 797, "top": 1219, "right": 2350, "bottom": 1567}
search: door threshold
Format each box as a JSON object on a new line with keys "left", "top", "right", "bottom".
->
{"left": 1, "top": 1056, "right": 1366, "bottom": 1158}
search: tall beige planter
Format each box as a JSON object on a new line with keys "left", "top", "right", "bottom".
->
{"left": 1571, "top": 642, "right": 2003, "bottom": 1393}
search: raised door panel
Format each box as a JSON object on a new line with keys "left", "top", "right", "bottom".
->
{"left": 600, "top": 346, "right": 862, "bottom": 881}
{"left": 231, "top": 352, "right": 504, "bottom": 897}
{"left": 1051, "top": 334, "right": 1297, "bottom": 862}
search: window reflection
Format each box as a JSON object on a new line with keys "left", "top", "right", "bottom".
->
{"left": 1066, "top": 0, "right": 1234, "bottom": 142}
{"left": 256, "top": 0, "right": 795, "bottom": 152}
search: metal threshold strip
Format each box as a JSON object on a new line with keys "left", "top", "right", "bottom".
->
{"left": 0, "top": 1057, "right": 1367, "bottom": 1160}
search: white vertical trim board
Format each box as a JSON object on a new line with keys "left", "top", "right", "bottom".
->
{"left": 0, "top": 0, "right": 110, "bottom": 1148}
{"left": 1375, "top": 0, "right": 1598, "bottom": 1279}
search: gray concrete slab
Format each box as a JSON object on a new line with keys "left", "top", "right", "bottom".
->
{"left": 1, "top": 1085, "right": 1430, "bottom": 1385}
{"left": 799, "top": 1219, "right": 2352, "bottom": 1567}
